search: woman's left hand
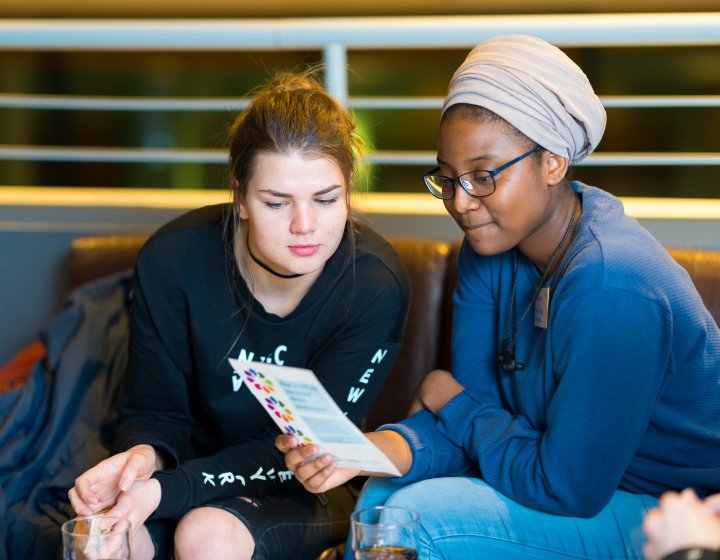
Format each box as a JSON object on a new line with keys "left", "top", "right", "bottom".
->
{"left": 407, "top": 369, "right": 465, "bottom": 416}
{"left": 102, "top": 478, "right": 162, "bottom": 540}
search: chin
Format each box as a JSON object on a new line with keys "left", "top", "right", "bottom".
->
{"left": 289, "top": 253, "right": 328, "bottom": 276}
{"left": 465, "top": 235, "right": 506, "bottom": 257}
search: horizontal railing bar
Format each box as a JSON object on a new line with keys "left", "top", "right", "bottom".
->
{"left": 2, "top": 94, "right": 720, "bottom": 111}
{"left": 0, "top": 146, "right": 229, "bottom": 163}
{"left": 4, "top": 187, "right": 720, "bottom": 221}
{"left": 0, "top": 94, "right": 251, "bottom": 111}
{"left": 0, "top": 14, "right": 719, "bottom": 51}
{"left": 367, "top": 152, "right": 720, "bottom": 166}
{"left": 1, "top": 146, "right": 719, "bottom": 166}
{"left": 600, "top": 96, "right": 720, "bottom": 108}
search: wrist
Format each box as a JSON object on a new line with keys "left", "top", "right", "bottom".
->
{"left": 664, "top": 548, "right": 720, "bottom": 560}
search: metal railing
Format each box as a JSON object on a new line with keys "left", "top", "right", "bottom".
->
{"left": 1, "top": 13, "right": 719, "bottom": 174}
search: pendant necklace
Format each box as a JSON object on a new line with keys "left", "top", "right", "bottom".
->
{"left": 246, "top": 232, "right": 304, "bottom": 279}
{"left": 498, "top": 193, "right": 580, "bottom": 373}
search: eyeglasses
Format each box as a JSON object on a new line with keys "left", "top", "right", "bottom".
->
{"left": 423, "top": 145, "right": 543, "bottom": 200}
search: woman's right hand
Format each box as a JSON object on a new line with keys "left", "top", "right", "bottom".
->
{"left": 68, "top": 444, "right": 160, "bottom": 516}
{"left": 276, "top": 435, "right": 359, "bottom": 494}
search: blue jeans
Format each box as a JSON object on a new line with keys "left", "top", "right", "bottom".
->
{"left": 345, "top": 477, "right": 658, "bottom": 560}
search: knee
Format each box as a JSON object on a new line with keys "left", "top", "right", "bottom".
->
{"left": 384, "top": 477, "right": 504, "bottom": 529}
{"left": 384, "top": 478, "right": 443, "bottom": 514}
{"left": 174, "top": 507, "right": 254, "bottom": 560}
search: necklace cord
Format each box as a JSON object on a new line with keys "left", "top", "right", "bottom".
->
{"left": 246, "top": 231, "right": 304, "bottom": 279}
{"left": 501, "top": 193, "right": 580, "bottom": 371}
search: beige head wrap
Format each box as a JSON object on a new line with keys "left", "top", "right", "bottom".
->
{"left": 443, "top": 34, "right": 606, "bottom": 164}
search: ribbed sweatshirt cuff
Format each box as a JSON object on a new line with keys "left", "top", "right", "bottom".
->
{"left": 376, "top": 423, "right": 429, "bottom": 484}
{"left": 150, "top": 469, "right": 192, "bottom": 520}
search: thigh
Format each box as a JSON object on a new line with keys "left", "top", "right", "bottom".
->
{"left": 385, "top": 477, "right": 658, "bottom": 560}
{"left": 207, "top": 485, "right": 358, "bottom": 560}
{"left": 144, "top": 518, "right": 177, "bottom": 560}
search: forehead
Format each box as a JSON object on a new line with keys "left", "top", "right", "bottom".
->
{"left": 437, "top": 112, "right": 522, "bottom": 166}
{"left": 250, "top": 151, "right": 345, "bottom": 191}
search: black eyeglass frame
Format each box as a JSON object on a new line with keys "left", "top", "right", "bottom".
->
{"left": 423, "top": 145, "right": 543, "bottom": 200}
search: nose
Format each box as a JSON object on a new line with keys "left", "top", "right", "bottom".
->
{"left": 290, "top": 203, "right": 317, "bottom": 235}
{"left": 449, "top": 183, "right": 481, "bottom": 215}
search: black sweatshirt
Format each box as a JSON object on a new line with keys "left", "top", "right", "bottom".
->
{"left": 112, "top": 204, "right": 411, "bottom": 519}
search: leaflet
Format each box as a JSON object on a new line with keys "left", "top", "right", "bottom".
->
{"left": 228, "top": 359, "right": 400, "bottom": 476}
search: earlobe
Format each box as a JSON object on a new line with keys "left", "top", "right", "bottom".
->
{"left": 546, "top": 153, "right": 569, "bottom": 186}
{"left": 236, "top": 197, "right": 249, "bottom": 220}
{"left": 233, "top": 180, "right": 250, "bottom": 220}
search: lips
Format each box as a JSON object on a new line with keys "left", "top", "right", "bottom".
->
{"left": 461, "top": 221, "right": 494, "bottom": 231}
{"left": 289, "top": 245, "right": 320, "bottom": 257}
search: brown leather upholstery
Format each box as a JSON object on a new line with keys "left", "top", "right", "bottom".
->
{"left": 68, "top": 234, "right": 149, "bottom": 291}
{"left": 363, "top": 238, "right": 453, "bottom": 431}
{"left": 66, "top": 235, "right": 720, "bottom": 430}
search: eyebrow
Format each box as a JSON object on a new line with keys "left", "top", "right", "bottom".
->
{"left": 436, "top": 154, "right": 496, "bottom": 169}
{"left": 258, "top": 185, "right": 342, "bottom": 198}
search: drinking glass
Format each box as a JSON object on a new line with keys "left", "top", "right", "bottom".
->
{"left": 61, "top": 515, "right": 131, "bottom": 560}
{"left": 351, "top": 505, "right": 419, "bottom": 560}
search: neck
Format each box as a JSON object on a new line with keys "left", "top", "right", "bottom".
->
{"left": 525, "top": 190, "right": 581, "bottom": 277}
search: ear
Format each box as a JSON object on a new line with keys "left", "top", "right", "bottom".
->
{"left": 545, "top": 152, "right": 569, "bottom": 186}
{"left": 237, "top": 198, "right": 249, "bottom": 221}
{"left": 233, "top": 179, "right": 250, "bottom": 220}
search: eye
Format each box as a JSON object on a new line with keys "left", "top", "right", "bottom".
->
{"left": 471, "top": 171, "right": 493, "bottom": 184}
{"left": 315, "top": 197, "right": 338, "bottom": 206}
{"left": 438, "top": 177, "right": 454, "bottom": 189}
{"left": 264, "top": 201, "right": 285, "bottom": 210}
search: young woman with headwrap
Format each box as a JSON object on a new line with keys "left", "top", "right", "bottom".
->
{"left": 278, "top": 35, "right": 720, "bottom": 559}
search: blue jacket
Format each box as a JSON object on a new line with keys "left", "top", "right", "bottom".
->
{"left": 0, "top": 272, "right": 131, "bottom": 560}
{"left": 382, "top": 183, "right": 720, "bottom": 518}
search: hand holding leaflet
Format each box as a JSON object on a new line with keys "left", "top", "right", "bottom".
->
{"left": 228, "top": 359, "right": 400, "bottom": 476}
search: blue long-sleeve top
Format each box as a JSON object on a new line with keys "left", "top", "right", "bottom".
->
{"left": 381, "top": 183, "right": 720, "bottom": 518}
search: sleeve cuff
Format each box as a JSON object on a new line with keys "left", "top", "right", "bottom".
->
{"left": 376, "top": 422, "right": 430, "bottom": 484}
{"left": 436, "top": 391, "right": 481, "bottom": 449}
{"left": 150, "top": 469, "right": 192, "bottom": 520}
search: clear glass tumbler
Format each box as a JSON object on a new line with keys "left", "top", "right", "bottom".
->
{"left": 351, "top": 505, "right": 419, "bottom": 560}
{"left": 61, "top": 514, "right": 131, "bottom": 560}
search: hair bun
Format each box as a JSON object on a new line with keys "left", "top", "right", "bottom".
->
{"left": 271, "top": 72, "right": 323, "bottom": 93}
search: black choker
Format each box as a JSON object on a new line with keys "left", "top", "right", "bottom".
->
{"left": 246, "top": 233, "right": 304, "bottom": 279}
{"left": 499, "top": 193, "right": 580, "bottom": 373}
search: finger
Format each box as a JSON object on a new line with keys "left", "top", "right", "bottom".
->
{"left": 118, "top": 466, "right": 137, "bottom": 492}
{"left": 284, "top": 444, "right": 320, "bottom": 471}
{"left": 74, "top": 475, "right": 99, "bottom": 507}
{"left": 68, "top": 487, "right": 95, "bottom": 516}
{"left": 294, "top": 454, "right": 334, "bottom": 487}
{"left": 642, "top": 508, "right": 659, "bottom": 535}
{"left": 119, "top": 452, "right": 150, "bottom": 491}
{"left": 300, "top": 457, "right": 337, "bottom": 492}
{"left": 704, "top": 493, "right": 720, "bottom": 514}
{"left": 275, "top": 435, "right": 299, "bottom": 453}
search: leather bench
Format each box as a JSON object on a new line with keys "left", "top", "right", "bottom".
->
{"left": 64, "top": 234, "right": 720, "bottom": 430}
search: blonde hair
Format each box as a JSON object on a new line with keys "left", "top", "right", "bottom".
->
{"left": 227, "top": 69, "right": 362, "bottom": 209}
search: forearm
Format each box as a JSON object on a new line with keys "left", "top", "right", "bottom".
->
{"left": 364, "top": 431, "right": 413, "bottom": 477}
{"left": 151, "top": 434, "right": 299, "bottom": 519}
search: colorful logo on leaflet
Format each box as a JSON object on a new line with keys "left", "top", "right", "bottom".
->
{"left": 243, "top": 367, "right": 312, "bottom": 444}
